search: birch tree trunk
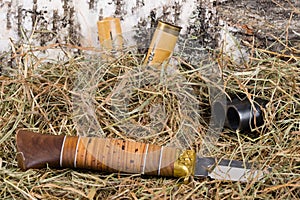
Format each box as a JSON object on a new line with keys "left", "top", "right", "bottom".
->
{"left": 1, "top": 0, "right": 299, "bottom": 59}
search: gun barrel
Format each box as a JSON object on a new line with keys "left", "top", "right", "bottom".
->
{"left": 212, "top": 96, "right": 267, "bottom": 132}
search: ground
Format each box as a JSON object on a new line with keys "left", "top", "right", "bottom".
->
{"left": 0, "top": 0, "right": 300, "bottom": 199}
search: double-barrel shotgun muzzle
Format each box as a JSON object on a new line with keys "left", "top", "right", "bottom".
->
{"left": 212, "top": 95, "right": 267, "bottom": 132}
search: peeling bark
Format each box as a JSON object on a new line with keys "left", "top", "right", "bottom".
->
{"left": 217, "top": 0, "right": 300, "bottom": 51}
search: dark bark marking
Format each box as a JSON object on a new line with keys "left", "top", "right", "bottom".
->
{"left": 52, "top": 10, "right": 59, "bottom": 35}
{"left": 173, "top": 2, "right": 182, "bottom": 23}
{"left": 6, "top": 2, "right": 12, "bottom": 29}
{"left": 17, "top": 6, "right": 23, "bottom": 37}
{"left": 114, "top": 0, "right": 126, "bottom": 19}
{"left": 185, "top": 2, "right": 220, "bottom": 48}
{"left": 99, "top": 8, "right": 103, "bottom": 21}
{"left": 31, "top": 0, "right": 38, "bottom": 27}
{"left": 131, "top": 0, "right": 145, "bottom": 14}
{"left": 150, "top": 10, "right": 157, "bottom": 28}
{"left": 88, "top": 0, "right": 96, "bottom": 10}
{"left": 68, "top": 6, "right": 81, "bottom": 47}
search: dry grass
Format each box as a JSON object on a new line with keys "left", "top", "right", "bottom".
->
{"left": 0, "top": 36, "right": 299, "bottom": 200}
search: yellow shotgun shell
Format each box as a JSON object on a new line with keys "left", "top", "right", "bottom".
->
{"left": 97, "top": 17, "right": 123, "bottom": 51}
{"left": 144, "top": 21, "right": 182, "bottom": 66}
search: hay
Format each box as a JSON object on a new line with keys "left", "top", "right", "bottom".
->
{"left": 0, "top": 38, "right": 299, "bottom": 199}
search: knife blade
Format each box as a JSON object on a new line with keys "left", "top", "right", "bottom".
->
{"left": 195, "top": 157, "right": 267, "bottom": 182}
{"left": 15, "top": 130, "right": 269, "bottom": 182}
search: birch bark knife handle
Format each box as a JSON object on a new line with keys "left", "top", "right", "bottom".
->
{"left": 16, "top": 130, "right": 195, "bottom": 178}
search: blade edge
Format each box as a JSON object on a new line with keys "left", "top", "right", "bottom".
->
{"left": 194, "top": 157, "right": 268, "bottom": 182}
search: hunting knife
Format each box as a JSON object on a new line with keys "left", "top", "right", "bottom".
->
{"left": 16, "top": 130, "right": 267, "bottom": 182}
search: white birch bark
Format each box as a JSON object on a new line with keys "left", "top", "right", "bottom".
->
{"left": 0, "top": 0, "right": 299, "bottom": 60}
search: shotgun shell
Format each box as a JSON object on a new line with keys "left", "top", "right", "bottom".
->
{"left": 97, "top": 17, "right": 123, "bottom": 52}
{"left": 144, "top": 21, "right": 182, "bottom": 66}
